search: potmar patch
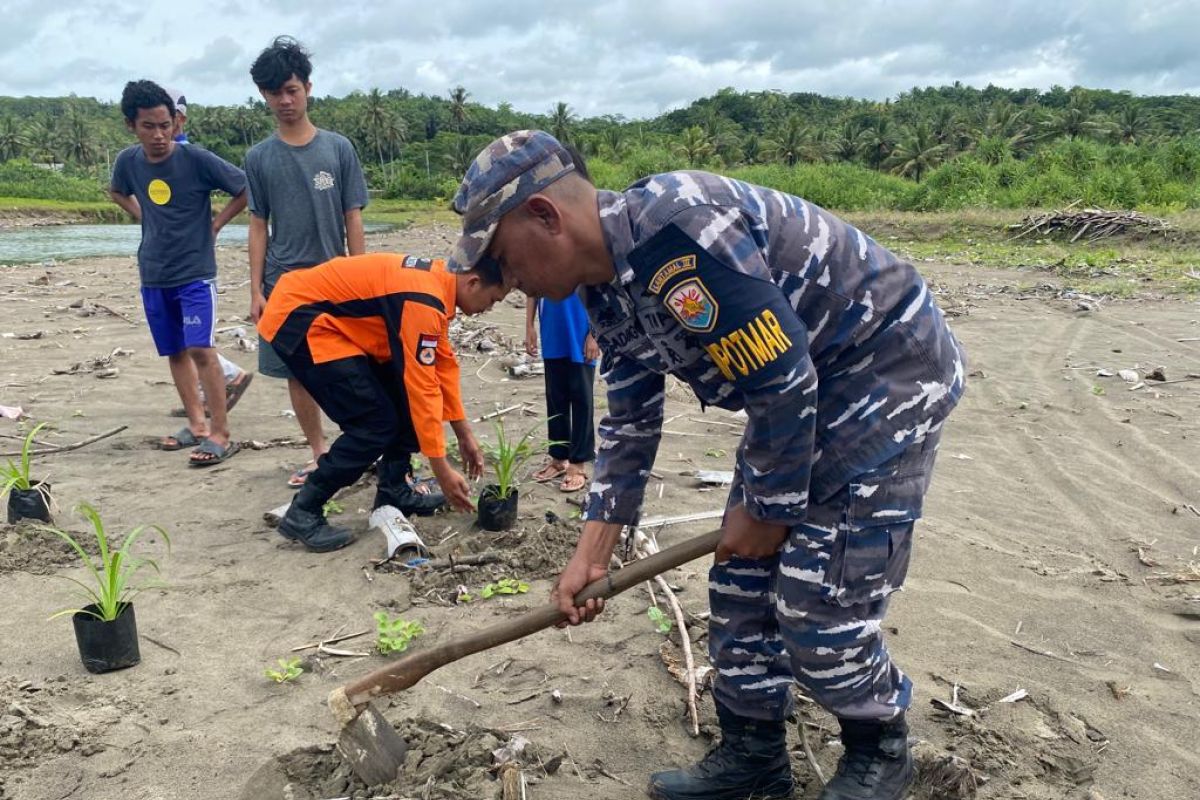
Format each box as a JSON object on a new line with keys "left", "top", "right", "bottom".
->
{"left": 416, "top": 334, "right": 437, "bottom": 366}
{"left": 665, "top": 278, "right": 718, "bottom": 332}
{"left": 648, "top": 254, "right": 696, "bottom": 294}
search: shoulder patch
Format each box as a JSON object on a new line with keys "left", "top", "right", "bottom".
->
{"left": 403, "top": 256, "right": 435, "bottom": 271}
{"left": 416, "top": 333, "right": 438, "bottom": 366}
{"left": 648, "top": 255, "right": 696, "bottom": 294}
{"left": 665, "top": 277, "right": 718, "bottom": 332}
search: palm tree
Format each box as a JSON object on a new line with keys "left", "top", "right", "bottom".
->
{"left": 601, "top": 125, "right": 627, "bottom": 159}
{"left": 549, "top": 101, "right": 575, "bottom": 144}
{"left": 58, "top": 103, "right": 97, "bottom": 165}
{"left": 448, "top": 86, "right": 470, "bottom": 134}
{"left": 358, "top": 88, "right": 392, "bottom": 169}
{"left": 764, "top": 115, "right": 810, "bottom": 166}
{"left": 884, "top": 122, "right": 947, "bottom": 182}
{"left": 1039, "top": 93, "right": 1104, "bottom": 141}
{"left": 24, "top": 116, "right": 58, "bottom": 164}
{"left": 829, "top": 120, "right": 862, "bottom": 163}
{"left": 1113, "top": 104, "right": 1151, "bottom": 144}
{"left": 741, "top": 133, "right": 762, "bottom": 165}
{"left": 0, "top": 116, "right": 27, "bottom": 161}
{"left": 856, "top": 116, "right": 895, "bottom": 169}
{"left": 675, "top": 126, "right": 713, "bottom": 168}
{"left": 445, "top": 135, "right": 477, "bottom": 174}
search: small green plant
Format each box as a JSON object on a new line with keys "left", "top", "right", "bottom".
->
{"left": 647, "top": 606, "right": 673, "bottom": 633}
{"left": 1092, "top": 385, "right": 1106, "bottom": 396}
{"left": 265, "top": 657, "right": 304, "bottom": 683}
{"left": 1, "top": 421, "right": 50, "bottom": 496}
{"left": 41, "top": 503, "right": 170, "bottom": 622}
{"left": 374, "top": 611, "right": 425, "bottom": 654}
{"left": 705, "top": 448, "right": 727, "bottom": 458}
{"left": 322, "top": 499, "right": 344, "bottom": 515}
{"left": 480, "top": 577, "right": 530, "bottom": 599}
{"left": 481, "top": 417, "right": 551, "bottom": 499}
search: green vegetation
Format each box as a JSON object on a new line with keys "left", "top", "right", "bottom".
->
{"left": 1, "top": 422, "right": 49, "bottom": 496}
{"left": 4, "top": 83, "right": 1200, "bottom": 213}
{"left": 457, "top": 577, "right": 532, "bottom": 603}
{"left": 264, "top": 657, "right": 304, "bottom": 683}
{"left": 481, "top": 417, "right": 548, "bottom": 500}
{"left": 374, "top": 611, "right": 424, "bottom": 655}
{"left": 648, "top": 606, "right": 673, "bottom": 634}
{"left": 41, "top": 503, "right": 170, "bottom": 622}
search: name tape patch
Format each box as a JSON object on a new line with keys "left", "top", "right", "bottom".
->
{"left": 704, "top": 309, "right": 794, "bottom": 381}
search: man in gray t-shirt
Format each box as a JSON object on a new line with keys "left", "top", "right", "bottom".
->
{"left": 246, "top": 35, "right": 369, "bottom": 488}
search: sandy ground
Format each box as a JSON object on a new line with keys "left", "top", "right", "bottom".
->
{"left": 1, "top": 224, "right": 1198, "bottom": 800}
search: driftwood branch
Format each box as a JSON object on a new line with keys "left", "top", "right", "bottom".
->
{"left": 0, "top": 425, "right": 127, "bottom": 458}
{"left": 1008, "top": 206, "right": 1168, "bottom": 242}
{"left": 654, "top": 574, "right": 700, "bottom": 736}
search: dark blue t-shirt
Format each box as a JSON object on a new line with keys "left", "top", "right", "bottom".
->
{"left": 111, "top": 143, "right": 246, "bottom": 288}
{"left": 539, "top": 293, "right": 594, "bottom": 365}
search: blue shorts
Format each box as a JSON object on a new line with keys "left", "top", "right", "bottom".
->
{"left": 140, "top": 279, "right": 217, "bottom": 357}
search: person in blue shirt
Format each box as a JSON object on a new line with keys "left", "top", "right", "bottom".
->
{"left": 525, "top": 291, "right": 599, "bottom": 492}
{"left": 109, "top": 80, "right": 248, "bottom": 466}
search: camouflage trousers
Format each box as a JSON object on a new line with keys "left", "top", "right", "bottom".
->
{"left": 709, "top": 427, "right": 943, "bottom": 723}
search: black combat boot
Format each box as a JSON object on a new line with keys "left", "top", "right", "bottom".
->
{"left": 817, "top": 716, "right": 913, "bottom": 800}
{"left": 279, "top": 482, "right": 354, "bottom": 553}
{"left": 375, "top": 460, "right": 445, "bottom": 517}
{"left": 647, "top": 705, "right": 793, "bottom": 800}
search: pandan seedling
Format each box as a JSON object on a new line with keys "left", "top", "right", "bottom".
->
{"left": 265, "top": 657, "right": 304, "bottom": 683}
{"left": 322, "top": 499, "right": 344, "bottom": 515}
{"left": 374, "top": 611, "right": 425, "bottom": 655}
{"left": 647, "top": 606, "right": 673, "bottom": 633}
{"left": 480, "top": 577, "right": 530, "bottom": 599}
{"left": 41, "top": 503, "right": 170, "bottom": 621}
{"left": 2, "top": 421, "right": 52, "bottom": 501}
{"left": 481, "top": 417, "right": 550, "bottom": 500}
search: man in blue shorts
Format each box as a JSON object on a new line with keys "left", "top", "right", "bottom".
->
{"left": 109, "top": 80, "right": 248, "bottom": 466}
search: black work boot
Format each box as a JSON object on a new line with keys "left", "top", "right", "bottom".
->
{"left": 279, "top": 482, "right": 354, "bottom": 553}
{"left": 647, "top": 705, "right": 793, "bottom": 800}
{"left": 817, "top": 716, "right": 914, "bottom": 800}
{"left": 375, "top": 460, "right": 445, "bottom": 517}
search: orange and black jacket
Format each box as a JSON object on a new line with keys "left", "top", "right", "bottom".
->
{"left": 257, "top": 253, "right": 466, "bottom": 459}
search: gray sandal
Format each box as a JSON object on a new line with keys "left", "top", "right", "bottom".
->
{"left": 160, "top": 427, "right": 201, "bottom": 451}
{"left": 189, "top": 438, "right": 240, "bottom": 467}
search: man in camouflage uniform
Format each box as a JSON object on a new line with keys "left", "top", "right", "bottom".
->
{"left": 448, "top": 131, "right": 965, "bottom": 800}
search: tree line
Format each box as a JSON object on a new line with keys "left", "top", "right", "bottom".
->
{"left": 3, "top": 82, "right": 1200, "bottom": 211}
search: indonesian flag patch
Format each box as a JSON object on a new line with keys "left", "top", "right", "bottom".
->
{"left": 417, "top": 334, "right": 438, "bottom": 366}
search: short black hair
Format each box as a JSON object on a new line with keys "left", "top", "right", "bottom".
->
{"left": 120, "top": 80, "right": 174, "bottom": 124}
{"left": 563, "top": 144, "right": 592, "bottom": 183}
{"left": 470, "top": 254, "right": 505, "bottom": 287}
{"left": 250, "top": 36, "right": 313, "bottom": 91}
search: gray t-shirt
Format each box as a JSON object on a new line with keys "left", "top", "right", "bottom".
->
{"left": 244, "top": 129, "right": 369, "bottom": 290}
{"left": 110, "top": 143, "right": 246, "bottom": 288}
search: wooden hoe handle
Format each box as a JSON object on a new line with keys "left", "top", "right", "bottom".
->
{"left": 329, "top": 528, "right": 721, "bottom": 722}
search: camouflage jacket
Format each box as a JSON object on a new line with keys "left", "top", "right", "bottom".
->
{"left": 581, "top": 171, "right": 966, "bottom": 526}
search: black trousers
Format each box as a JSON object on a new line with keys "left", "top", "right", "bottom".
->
{"left": 282, "top": 352, "right": 414, "bottom": 510}
{"left": 543, "top": 358, "right": 596, "bottom": 464}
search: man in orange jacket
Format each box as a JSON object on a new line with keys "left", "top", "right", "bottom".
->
{"left": 258, "top": 252, "right": 507, "bottom": 551}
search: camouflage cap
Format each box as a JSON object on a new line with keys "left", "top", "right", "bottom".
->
{"left": 447, "top": 130, "right": 574, "bottom": 273}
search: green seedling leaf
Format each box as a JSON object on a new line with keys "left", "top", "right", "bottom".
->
{"left": 374, "top": 611, "right": 425, "bottom": 655}
{"left": 647, "top": 606, "right": 673, "bottom": 634}
{"left": 323, "top": 499, "right": 344, "bottom": 515}
{"left": 1092, "top": 385, "right": 1106, "bottom": 396}
{"left": 705, "top": 448, "right": 727, "bottom": 458}
{"left": 480, "top": 577, "right": 530, "bottom": 599}
{"left": 265, "top": 657, "right": 304, "bottom": 683}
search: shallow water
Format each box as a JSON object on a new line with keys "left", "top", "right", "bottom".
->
{"left": 0, "top": 223, "right": 391, "bottom": 264}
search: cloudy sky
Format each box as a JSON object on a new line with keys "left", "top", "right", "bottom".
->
{"left": 1, "top": 1, "right": 1198, "bottom": 118}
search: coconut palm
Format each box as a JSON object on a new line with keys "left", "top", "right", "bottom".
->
{"left": 445, "top": 135, "right": 477, "bottom": 174}
{"left": 1113, "top": 104, "right": 1152, "bottom": 145}
{"left": 856, "top": 116, "right": 895, "bottom": 169}
{"left": 675, "top": 125, "right": 713, "bottom": 167}
{"left": 358, "top": 88, "right": 392, "bottom": 169}
{"left": 448, "top": 86, "right": 470, "bottom": 134}
{"left": 549, "top": 101, "right": 575, "bottom": 144}
{"left": 0, "top": 116, "right": 27, "bottom": 161}
{"left": 884, "top": 122, "right": 947, "bottom": 182}
{"left": 601, "top": 125, "right": 627, "bottom": 159}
